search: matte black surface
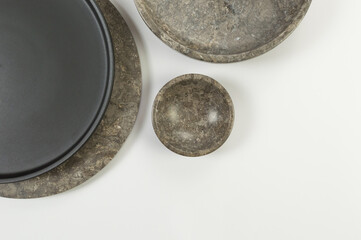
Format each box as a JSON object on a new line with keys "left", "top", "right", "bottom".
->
{"left": 0, "top": 0, "right": 114, "bottom": 183}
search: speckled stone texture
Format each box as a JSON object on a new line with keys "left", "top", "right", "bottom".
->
{"left": 153, "top": 74, "right": 234, "bottom": 157}
{"left": 0, "top": 0, "right": 142, "bottom": 199}
{"left": 135, "top": 0, "right": 312, "bottom": 63}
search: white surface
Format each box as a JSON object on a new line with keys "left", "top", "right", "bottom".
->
{"left": 1, "top": 0, "right": 361, "bottom": 239}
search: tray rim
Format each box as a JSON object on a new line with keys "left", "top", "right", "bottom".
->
{"left": 0, "top": 0, "right": 114, "bottom": 183}
{"left": 134, "top": 0, "right": 312, "bottom": 63}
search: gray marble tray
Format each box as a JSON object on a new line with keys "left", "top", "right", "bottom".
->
{"left": 135, "top": 0, "right": 312, "bottom": 63}
{"left": 0, "top": 0, "right": 142, "bottom": 199}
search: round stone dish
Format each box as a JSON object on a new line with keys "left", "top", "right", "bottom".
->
{"left": 152, "top": 74, "right": 234, "bottom": 157}
{"left": 0, "top": 0, "right": 142, "bottom": 198}
{"left": 134, "top": 0, "right": 312, "bottom": 63}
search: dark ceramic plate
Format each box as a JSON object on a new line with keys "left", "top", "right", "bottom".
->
{"left": 0, "top": 0, "right": 114, "bottom": 183}
{"left": 135, "top": 0, "right": 312, "bottom": 63}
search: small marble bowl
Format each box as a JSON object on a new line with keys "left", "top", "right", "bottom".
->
{"left": 152, "top": 74, "right": 234, "bottom": 157}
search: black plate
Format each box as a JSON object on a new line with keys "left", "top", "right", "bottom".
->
{"left": 0, "top": 0, "right": 114, "bottom": 183}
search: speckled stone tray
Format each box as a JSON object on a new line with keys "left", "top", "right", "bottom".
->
{"left": 0, "top": 0, "right": 142, "bottom": 199}
{"left": 135, "top": 0, "right": 312, "bottom": 63}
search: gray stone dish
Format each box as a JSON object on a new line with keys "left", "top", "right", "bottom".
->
{"left": 0, "top": 0, "right": 142, "bottom": 199}
{"left": 153, "top": 74, "right": 234, "bottom": 157}
{"left": 135, "top": 0, "right": 312, "bottom": 63}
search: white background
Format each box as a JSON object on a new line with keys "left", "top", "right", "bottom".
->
{"left": 1, "top": 0, "right": 361, "bottom": 239}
